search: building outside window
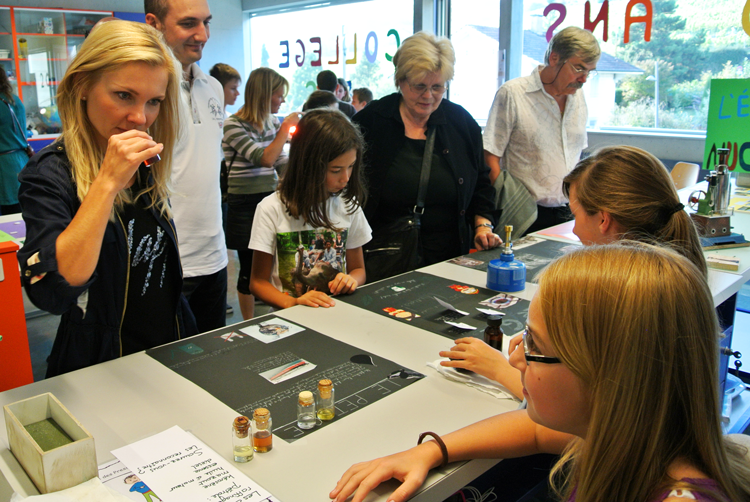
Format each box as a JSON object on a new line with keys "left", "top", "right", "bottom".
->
{"left": 450, "top": 0, "right": 749, "bottom": 133}
{"left": 248, "top": 0, "right": 413, "bottom": 114}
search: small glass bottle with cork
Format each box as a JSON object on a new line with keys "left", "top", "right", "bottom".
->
{"left": 231, "top": 416, "right": 253, "bottom": 462}
{"left": 317, "top": 379, "right": 335, "bottom": 421}
{"left": 252, "top": 408, "right": 273, "bottom": 453}
{"left": 297, "top": 391, "right": 316, "bottom": 429}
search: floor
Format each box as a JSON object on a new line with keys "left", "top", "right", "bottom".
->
{"left": 25, "top": 251, "right": 272, "bottom": 381}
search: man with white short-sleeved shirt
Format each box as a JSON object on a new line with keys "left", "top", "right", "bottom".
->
{"left": 484, "top": 26, "right": 600, "bottom": 235}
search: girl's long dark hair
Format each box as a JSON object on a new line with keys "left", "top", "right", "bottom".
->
{"left": 278, "top": 109, "right": 367, "bottom": 229}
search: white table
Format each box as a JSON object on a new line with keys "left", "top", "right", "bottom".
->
{"left": 0, "top": 276, "right": 521, "bottom": 501}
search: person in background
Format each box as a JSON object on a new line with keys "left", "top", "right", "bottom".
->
{"left": 484, "top": 26, "right": 600, "bottom": 235}
{"left": 317, "top": 70, "right": 356, "bottom": 119}
{"left": 146, "top": 0, "right": 229, "bottom": 333}
{"left": 222, "top": 67, "right": 300, "bottom": 320}
{"left": 17, "top": 21, "right": 196, "bottom": 377}
{"left": 0, "top": 68, "right": 30, "bottom": 215}
{"left": 331, "top": 243, "right": 750, "bottom": 502}
{"left": 351, "top": 87, "right": 373, "bottom": 113}
{"left": 303, "top": 90, "right": 339, "bottom": 111}
{"left": 210, "top": 63, "right": 242, "bottom": 113}
{"left": 336, "top": 77, "right": 351, "bottom": 102}
{"left": 353, "top": 31, "right": 500, "bottom": 282}
{"left": 441, "top": 145, "right": 708, "bottom": 398}
{"left": 209, "top": 62, "right": 242, "bottom": 317}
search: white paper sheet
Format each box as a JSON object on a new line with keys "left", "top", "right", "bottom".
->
{"left": 433, "top": 296, "right": 469, "bottom": 316}
{"left": 112, "top": 426, "right": 280, "bottom": 502}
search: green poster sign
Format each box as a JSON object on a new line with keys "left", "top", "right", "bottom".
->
{"left": 705, "top": 78, "right": 750, "bottom": 172}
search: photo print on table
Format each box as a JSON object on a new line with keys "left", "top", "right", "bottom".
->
{"left": 240, "top": 317, "right": 305, "bottom": 343}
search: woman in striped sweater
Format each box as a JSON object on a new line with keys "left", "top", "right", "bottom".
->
{"left": 222, "top": 67, "right": 300, "bottom": 319}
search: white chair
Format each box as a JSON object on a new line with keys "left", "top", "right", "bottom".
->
{"left": 726, "top": 433, "right": 750, "bottom": 464}
{"left": 670, "top": 162, "right": 700, "bottom": 190}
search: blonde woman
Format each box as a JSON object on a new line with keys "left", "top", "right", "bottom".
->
{"left": 17, "top": 21, "right": 196, "bottom": 377}
{"left": 353, "top": 31, "right": 500, "bottom": 282}
{"left": 442, "top": 145, "right": 708, "bottom": 396}
{"left": 332, "top": 243, "right": 750, "bottom": 502}
{"left": 222, "top": 67, "right": 300, "bottom": 320}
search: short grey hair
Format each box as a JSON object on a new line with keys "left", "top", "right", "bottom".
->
{"left": 544, "top": 26, "right": 600, "bottom": 66}
{"left": 393, "top": 31, "right": 455, "bottom": 87}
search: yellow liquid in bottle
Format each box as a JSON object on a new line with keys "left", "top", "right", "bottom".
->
{"left": 233, "top": 445, "right": 254, "bottom": 462}
{"left": 317, "top": 408, "right": 335, "bottom": 421}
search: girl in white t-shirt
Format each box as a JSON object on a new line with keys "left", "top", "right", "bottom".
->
{"left": 249, "top": 109, "right": 371, "bottom": 310}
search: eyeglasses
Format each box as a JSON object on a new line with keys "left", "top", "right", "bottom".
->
{"left": 407, "top": 82, "right": 448, "bottom": 96}
{"left": 567, "top": 61, "right": 597, "bottom": 78}
{"left": 522, "top": 326, "right": 562, "bottom": 364}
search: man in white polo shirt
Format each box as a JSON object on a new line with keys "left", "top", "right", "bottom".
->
{"left": 484, "top": 27, "right": 600, "bottom": 235}
{"left": 146, "top": 0, "right": 228, "bottom": 332}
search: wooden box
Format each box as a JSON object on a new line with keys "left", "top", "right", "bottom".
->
{"left": 3, "top": 393, "right": 97, "bottom": 493}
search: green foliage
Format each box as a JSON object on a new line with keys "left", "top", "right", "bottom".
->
{"left": 614, "top": 0, "right": 705, "bottom": 84}
{"left": 348, "top": 59, "right": 396, "bottom": 100}
{"left": 619, "top": 60, "right": 675, "bottom": 107}
{"left": 608, "top": 0, "right": 750, "bottom": 130}
{"left": 284, "top": 55, "right": 321, "bottom": 112}
{"left": 609, "top": 98, "right": 707, "bottom": 130}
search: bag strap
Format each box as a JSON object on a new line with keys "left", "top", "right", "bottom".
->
{"left": 3, "top": 97, "right": 29, "bottom": 149}
{"left": 227, "top": 150, "right": 238, "bottom": 171}
{"left": 413, "top": 127, "right": 436, "bottom": 221}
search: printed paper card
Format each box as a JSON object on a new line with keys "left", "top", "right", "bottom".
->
{"left": 112, "top": 425, "right": 280, "bottom": 502}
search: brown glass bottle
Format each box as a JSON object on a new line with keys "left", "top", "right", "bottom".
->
{"left": 484, "top": 315, "right": 504, "bottom": 350}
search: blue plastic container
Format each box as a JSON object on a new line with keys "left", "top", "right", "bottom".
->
{"left": 486, "top": 253, "right": 526, "bottom": 292}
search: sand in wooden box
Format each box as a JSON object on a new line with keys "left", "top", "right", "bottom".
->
{"left": 3, "top": 393, "right": 97, "bottom": 493}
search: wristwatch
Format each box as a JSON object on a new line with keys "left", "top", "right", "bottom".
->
{"left": 475, "top": 222, "right": 493, "bottom": 231}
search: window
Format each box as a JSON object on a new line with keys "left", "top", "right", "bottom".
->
{"left": 524, "top": 0, "right": 749, "bottom": 132}
{"left": 448, "top": 0, "right": 501, "bottom": 123}
{"left": 248, "top": 0, "right": 413, "bottom": 114}
{"left": 451, "top": 0, "right": 750, "bottom": 133}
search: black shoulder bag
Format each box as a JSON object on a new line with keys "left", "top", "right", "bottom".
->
{"left": 363, "top": 127, "right": 435, "bottom": 282}
{"left": 220, "top": 151, "right": 237, "bottom": 202}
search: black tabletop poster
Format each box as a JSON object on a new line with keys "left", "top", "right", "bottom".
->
{"left": 147, "top": 314, "right": 424, "bottom": 443}
{"left": 339, "top": 271, "right": 530, "bottom": 340}
{"left": 447, "top": 237, "right": 579, "bottom": 281}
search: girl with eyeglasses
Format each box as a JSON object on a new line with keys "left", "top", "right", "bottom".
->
{"left": 331, "top": 243, "right": 750, "bottom": 502}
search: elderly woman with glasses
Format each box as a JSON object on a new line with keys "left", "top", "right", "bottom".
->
{"left": 353, "top": 31, "right": 500, "bottom": 282}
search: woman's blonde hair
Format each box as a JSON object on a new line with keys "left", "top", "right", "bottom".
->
{"left": 563, "top": 145, "right": 707, "bottom": 276}
{"left": 56, "top": 20, "right": 181, "bottom": 217}
{"left": 236, "top": 67, "right": 288, "bottom": 129}
{"left": 537, "top": 243, "right": 750, "bottom": 502}
{"left": 393, "top": 31, "right": 454, "bottom": 87}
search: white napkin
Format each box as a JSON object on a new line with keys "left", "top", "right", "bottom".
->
{"left": 427, "top": 359, "right": 520, "bottom": 401}
{"left": 11, "top": 477, "right": 130, "bottom": 502}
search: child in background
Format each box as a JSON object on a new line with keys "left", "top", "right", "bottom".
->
{"left": 249, "top": 109, "right": 371, "bottom": 309}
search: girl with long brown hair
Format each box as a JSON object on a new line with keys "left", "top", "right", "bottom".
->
{"left": 249, "top": 108, "right": 369, "bottom": 310}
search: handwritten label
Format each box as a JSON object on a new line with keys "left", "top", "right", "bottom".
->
{"left": 113, "top": 426, "right": 280, "bottom": 502}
